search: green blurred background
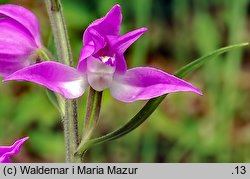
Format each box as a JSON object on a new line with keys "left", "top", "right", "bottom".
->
{"left": 1, "top": 0, "right": 250, "bottom": 162}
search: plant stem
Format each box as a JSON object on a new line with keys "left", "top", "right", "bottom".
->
{"left": 37, "top": 47, "right": 51, "bottom": 61}
{"left": 45, "top": 0, "right": 73, "bottom": 65}
{"left": 84, "top": 87, "right": 103, "bottom": 131}
{"left": 77, "top": 87, "right": 102, "bottom": 161}
{"left": 64, "top": 99, "right": 80, "bottom": 162}
{"left": 45, "top": 0, "right": 79, "bottom": 162}
{"left": 76, "top": 95, "right": 165, "bottom": 156}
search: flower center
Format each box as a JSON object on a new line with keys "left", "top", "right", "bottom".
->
{"left": 87, "top": 56, "right": 116, "bottom": 91}
{"left": 99, "top": 56, "right": 115, "bottom": 66}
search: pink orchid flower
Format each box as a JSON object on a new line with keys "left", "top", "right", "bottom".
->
{"left": 0, "top": 4, "right": 41, "bottom": 77}
{"left": 0, "top": 137, "right": 28, "bottom": 163}
{"left": 5, "top": 5, "right": 201, "bottom": 102}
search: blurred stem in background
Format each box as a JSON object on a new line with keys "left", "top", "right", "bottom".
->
{"left": 131, "top": 0, "right": 152, "bottom": 66}
{"left": 189, "top": 0, "right": 247, "bottom": 162}
{"left": 173, "top": 0, "right": 191, "bottom": 64}
{"left": 194, "top": 0, "right": 248, "bottom": 161}
{"left": 219, "top": 0, "right": 248, "bottom": 161}
{"left": 192, "top": 0, "right": 224, "bottom": 161}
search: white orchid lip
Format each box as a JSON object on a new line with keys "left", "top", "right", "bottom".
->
{"left": 87, "top": 56, "right": 116, "bottom": 91}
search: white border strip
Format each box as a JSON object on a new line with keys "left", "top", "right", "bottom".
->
{"left": 0, "top": 163, "right": 249, "bottom": 179}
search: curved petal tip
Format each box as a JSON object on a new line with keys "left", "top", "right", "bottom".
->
{"left": 110, "top": 67, "right": 202, "bottom": 102}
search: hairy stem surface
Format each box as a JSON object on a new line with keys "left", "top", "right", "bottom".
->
{"left": 45, "top": 0, "right": 79, "bottom": 162}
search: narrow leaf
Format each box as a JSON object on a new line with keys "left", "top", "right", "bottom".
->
{"left": 175, "top": 43, "right": 249, "bottom": 78}
{"left": 46, "top": 89, "right": 65, "bottom": 115}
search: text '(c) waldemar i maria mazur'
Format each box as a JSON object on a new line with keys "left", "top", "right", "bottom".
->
{"left": 19, "top": 165, "right": 139, "bottom": 175}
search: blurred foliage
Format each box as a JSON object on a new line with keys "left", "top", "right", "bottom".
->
{"left": 0, "top": 0, "right": 250, "bottom": 162}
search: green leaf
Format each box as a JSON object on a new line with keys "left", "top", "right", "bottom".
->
{"left": 76, "top": 96, "right": 165, "bottom": 156}
{"left": 46, "top": 89, "right": 65, "bottom": 115}
{"left": 76, "top": 42, "right": 248, "bottom": 156}
{"left": 175, "top": 43, "right": 248, "bottom": 78}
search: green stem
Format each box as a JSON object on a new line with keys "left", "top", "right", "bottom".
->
{"left": 37, "top": 47, "right": 54, "bottom": 61}
{"left": 84, "top": 88, "right": 103, "bottom": 130}
{"left": 64, "top": 99, "right": 80, "bottom": 162}
{"left": 77, "top": 87, "right": 103, "bottom": 160}
{"left": 45, "top": 0, "right": 73, "bottom": 65}
{"left": 76, "top": 95, "right": 165, "bottom": 156}
{"left": 45, "top": 0, "right": 79, "bottom": 162}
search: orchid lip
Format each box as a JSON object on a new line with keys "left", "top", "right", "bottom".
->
{"left": 86, "top": 56, "right": 116, "bottom": 91}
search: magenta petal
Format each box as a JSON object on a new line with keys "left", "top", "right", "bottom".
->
{"left": 0, "top": 137, "right": 28, "bottom": 163}
{"left": 0, "top": 18, "right": 37, "bottom": 74}
{"left": 114, "top": 53, "right": 127, "bottom": 74}
{"left": 79, "top": 5, "right": 122, "bottom": 73}
{"left": 0, "top": 4, "right": 41, "bottom": 47}
{"left": 107, "top": 28, "right": 148, "bottom": 54}
{"left": 83, "top": 4, "right": 122, "bottom": 44}
{"left": 0, "top": 18, "right": 37, "bottom": 56}
{"left": 77, "top": 42, "right": 95, "bottom": 73}
{"left": 0, "top": 4, "right": 41, "bottom": 77}
{"left": 0, "top": 60, "right": 29, "bottom": 77}
{"left": 84, "top": 28, "right": 106, "bottom": 55}
{"left": 78, "top": 29, "right": 106, "bottom": 72}
{"left": 106, "top": 28, "right": 147, "bottom": 74}
{"left": 110, "top": 67, "right": 202, "bottom": 102}
{"left": 4, "top": 61, "right": 88, "bottom": 99}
